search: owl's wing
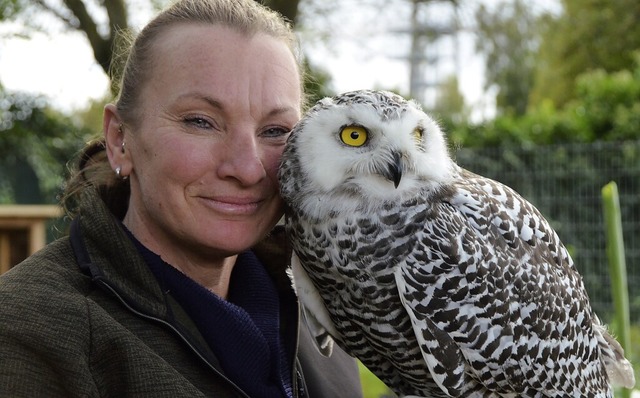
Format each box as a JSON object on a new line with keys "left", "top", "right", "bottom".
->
{"left": 290, "top": 252, "right": 336, "bottom": 357}
{"left": 394, "top": 267, "right": 468, "bottom": 396}
{"left": 392, "top": 168, "right": 614, "bottom": 395}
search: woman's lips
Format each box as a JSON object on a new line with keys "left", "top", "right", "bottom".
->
{"left": 198, "top": 195, "right": 262, "bottom": 215}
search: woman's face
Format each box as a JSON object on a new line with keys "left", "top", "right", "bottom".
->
{"left": 120, "top": 24, "right": 301, "bottom": 264}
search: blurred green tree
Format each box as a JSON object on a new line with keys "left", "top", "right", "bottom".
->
{"left": 0, "top": 87, "right": 94, "bottom": 204}
{"left": 530, "top": 0, "right": 640, "bottom": 108}
{"left": 432, "top": 74, "right": 469, "bottom": 127}
{"left": 474, "top": 0, "right": 541, "bottom": 116}
{"left": 449, "top": 55, "right": 640, "bottom": 148}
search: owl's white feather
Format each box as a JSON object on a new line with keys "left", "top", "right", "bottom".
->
{"left": 278, "top": 90, "right": 635, "bottom": 397}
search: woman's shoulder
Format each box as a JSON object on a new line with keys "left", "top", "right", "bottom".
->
{"left": 0, "top": 236, "right": 102, "bottom": 359}
{"left": 0, "top": 238, "right": 99, "bottom": 393}
{"left": 0, "top": 237, "right": 93, "bottom": 318}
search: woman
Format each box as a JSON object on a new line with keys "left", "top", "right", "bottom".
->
{"left": 0, "top": 0, "right": 363, "bottom": 397}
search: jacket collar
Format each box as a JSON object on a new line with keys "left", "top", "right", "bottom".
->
{"left": 70, "top": 190, "right": 168, "bottom": 317}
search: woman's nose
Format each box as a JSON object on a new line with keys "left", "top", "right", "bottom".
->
{"left": 216, "top": 130, "right": 267, "bottom": 186}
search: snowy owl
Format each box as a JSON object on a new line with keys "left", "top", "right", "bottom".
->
{"left": 278, "top": 90, "right": 635, "bottom": 397}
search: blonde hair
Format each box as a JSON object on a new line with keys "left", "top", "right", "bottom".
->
{"left": 63, "top": 0, "right": 302, "bottom": 218}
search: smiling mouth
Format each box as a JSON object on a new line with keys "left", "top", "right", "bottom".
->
{"left": 198, "top": 196, "right": 263, "bottom": 215}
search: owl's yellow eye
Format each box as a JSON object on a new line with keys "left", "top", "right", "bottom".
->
{"left": 340, "top": 126, "right": 369, "bottom": 147}
{"left": 412, "top": 127, "right": 424, "bottom": 144}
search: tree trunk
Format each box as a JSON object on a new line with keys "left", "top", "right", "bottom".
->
{"left": 61, "top": 0, "right": 128, "bottom": 75}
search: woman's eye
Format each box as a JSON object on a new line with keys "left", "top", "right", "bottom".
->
{"left": 183, "top": 116, "right": 214, "bottom": 129}
{"left": 261, "top": 126, "right": 291, "bottom": 138}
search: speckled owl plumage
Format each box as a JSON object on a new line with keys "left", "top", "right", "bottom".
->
{"left": 278, "top": 90, "right": 635, "bottom": 397}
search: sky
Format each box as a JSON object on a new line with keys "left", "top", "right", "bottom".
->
{"left": 0, "top": 25, "right": 110, "bottom": 111}
{"left": 0, "top": 0, "right": 560, "bottom": 120}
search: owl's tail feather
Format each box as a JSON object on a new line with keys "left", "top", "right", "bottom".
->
{"left": 596, "top": 323, "right": 635, "bottom": 389}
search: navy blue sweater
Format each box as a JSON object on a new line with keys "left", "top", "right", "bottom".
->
{"left": 129, "top": 234, "right": 293, "bottom": 397}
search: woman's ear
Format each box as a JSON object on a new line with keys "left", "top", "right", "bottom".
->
{"left": 103, "top": 104, "right": 132, "bottom": 178}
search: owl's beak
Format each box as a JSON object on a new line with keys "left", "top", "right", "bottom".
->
{"left": 384, "top": 151, "right": 403, "bottom": 189}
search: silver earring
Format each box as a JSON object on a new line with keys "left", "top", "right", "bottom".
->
{"left": 115, "top": 166, "right": 121, "bottom": 178}
{"left": 121, "top": 141, "right": 126, "bottom": 154}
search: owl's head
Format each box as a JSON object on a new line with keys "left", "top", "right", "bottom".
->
{"left": 279, "top": 90, "right": 454, "bottom": 216}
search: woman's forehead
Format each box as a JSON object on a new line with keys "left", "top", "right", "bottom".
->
{"left": 140, "top": 24, "right": 302, "bottom": 116}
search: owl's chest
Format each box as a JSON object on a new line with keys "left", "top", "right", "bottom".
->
{"left": 288, "top": 208, "right": 425, "bottom": 299}
{"left": 288, "top": 210, "right": 429, "bottom": 367}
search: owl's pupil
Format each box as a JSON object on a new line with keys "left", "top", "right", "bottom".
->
{"left": 350, "top": 131, "right": 359, "bottom": 139}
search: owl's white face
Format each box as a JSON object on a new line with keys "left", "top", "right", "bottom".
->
{"left": 281, "top": 91, "right": 454, "bottom": 213}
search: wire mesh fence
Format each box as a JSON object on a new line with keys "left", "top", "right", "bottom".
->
{"left": 454, "top": 140, "right": 640, "bottom": 324}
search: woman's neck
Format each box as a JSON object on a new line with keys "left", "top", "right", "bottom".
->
{"left": 169, "top": 254, "right": 237, "bottom": 299}
{"left": 123, "top": 213, "right": 238, "bottom": 298}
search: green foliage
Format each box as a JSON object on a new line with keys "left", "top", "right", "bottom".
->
{"left": 449, "top": 100, "right": 586, "bottom": 148}
{"left": 573, "top": 66, "right": 640, "bottom": 141}
{"left": 474, "top": 0, "right": 540, "bottom": 116}
{"left": 431, "top": 75, "right": 469, "bottom": 126}
{"left": 0, "top": 0, "right": 24, "bottom": 20}
{"left": 358, "top": 361, "right": 395, "bottom": 398}
{"left": 0, "top": 89, "right": 94, "bottom": 204}
{"left": 531, "top": 0, "right": 640, "bottom": 108}
{"left": 450, "top": 57, "right": 640, "bottom": 148}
